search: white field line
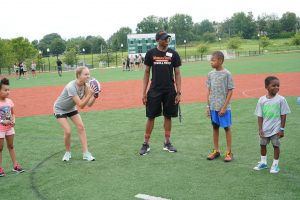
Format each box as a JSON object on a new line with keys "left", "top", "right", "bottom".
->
{"left": 135, "top": 193, "right": 171, "bottom": 200}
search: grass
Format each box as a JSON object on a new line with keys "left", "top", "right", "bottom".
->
{"left": 0, "top": 52, "right": 300, "bottom": 199}
{"left": 8, "top": 52, "right": 300, "bottom": 89}
{"left": 0, "top": 98, "right": 299, "bottom": 200}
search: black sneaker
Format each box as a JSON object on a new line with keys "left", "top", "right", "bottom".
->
{"left": 139, "top": 143, "right": 150, "bottom": 155}
{"left": 163, "top": 142, "right": 177, "bottom": 152}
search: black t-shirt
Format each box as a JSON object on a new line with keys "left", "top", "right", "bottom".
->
{"left": 144, "top": 47, "right": 181, "bottom": 90}
{"left": 57, "top": 60, "right": 62, "bottom": 66}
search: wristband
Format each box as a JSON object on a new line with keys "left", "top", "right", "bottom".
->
{"left": 280, "top": 127, "right": 285, "bottom": 131}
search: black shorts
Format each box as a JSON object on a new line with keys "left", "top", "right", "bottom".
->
{"left": 146, "top": 89, "right": 178, "bottom": 118}
{"left": 54, "top": 110, "right": 79, "bottom": 118}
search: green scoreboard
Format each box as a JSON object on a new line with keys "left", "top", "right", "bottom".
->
{"left": 127, "top": 33, "right": 176, "bottom": 57}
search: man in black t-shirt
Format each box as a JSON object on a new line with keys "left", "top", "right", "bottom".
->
{"left": 57, "top": 59, "right": 63, "bottom": 77}
{"left": 139, "top": 31, "right": 182, "bottom": 155}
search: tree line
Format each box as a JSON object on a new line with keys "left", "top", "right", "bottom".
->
{"left": 0, "top": 11, "right": 299, "bottom": 69}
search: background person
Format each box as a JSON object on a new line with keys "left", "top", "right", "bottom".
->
{"left": 31, "top": 61, "right": 37, "bottom": 78}
{"left": 57, "top": 59, "right": 63, "bottom": 77}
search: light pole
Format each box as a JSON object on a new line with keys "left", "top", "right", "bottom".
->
{"left": 218, "top": 37, "right": 222, "bottom": 49}
{"left": 257, "top": 33, "right": 261, "bottom": 54}
{"left": 184, "top": 40, "right": 187, "bottom": 62}
{"left": 47, "top": 48, "right": 50, "bottom": 71}
{"left": 115, "top": 49, "right": 117, "bottom": 67}
{"left": 121, "top": 43, "right": 123, "bottom": 58}
{"left": 38, "top": 50, "right": 42, "bottom": 72}
{"left": 82, "top": 48, "right": 85, "bottom": 65}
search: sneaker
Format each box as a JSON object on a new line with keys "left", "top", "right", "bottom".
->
{"left": 224, "top": 152, "right": 233, "bottom": 162}
{"left": 0, "top": 167, "right": 5, "bottom": 177}
{"left": 163, "top": 142, "right": 177, "bottom": 153}
{"left": 270, "top": 164, "right": 280, "bottom": 174}
{"left": 253, "top": 162, "right": 268, "bottom": 170}
{"left": 62, "top": 152, "right": 71, "bottom": 161}
{"left": 139, "top": 143, "right": 150, "bottom": 155}
{"left": 12, "top": 164, "right": 25, "bottom": 173}
{"left": 83, "top": 152, "right": 95, "bottom": 161}
{"left": 207, "top": 149, "right": 220, "bottom": 160}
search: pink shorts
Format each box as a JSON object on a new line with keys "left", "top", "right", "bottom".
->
{"left": 0, "top": 128, "right": 15, "bottom": 139}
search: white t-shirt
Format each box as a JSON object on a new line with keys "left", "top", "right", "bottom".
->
{"left": 255, "top": 94, "right": 291, "bottom": 137}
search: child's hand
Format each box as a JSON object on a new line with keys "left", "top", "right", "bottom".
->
{"left": 206, "top": 107, "right": 211, "bottom": 118}
{"left": 259, "top": 129, "right": 264, "bottom": 137}
{"left": 142, "top": 94, "right": 147, "bottom": 105}
{"left": 277, "top": 131, "right": 284, "bottom": 138}
{"left": 87, "top": 86, "right": 95, "bottom": 96}
{"left": 10, "top": 120, "right": 15, "bottom": 127}
{"left": 218, "top": 107, "right": 226, "bottom": 116}
{"left": 1, "top": 120, "right": 11, "bottom": 126}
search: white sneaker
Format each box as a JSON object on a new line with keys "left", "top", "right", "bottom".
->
{"left": 270, "top": 164, "right": 280, "bottom": 173}
{"left": 83, "top": 152, "right": 95, "bottom": 161}
{"left": 62, "top": 152, "right": 71, "bottom": 161}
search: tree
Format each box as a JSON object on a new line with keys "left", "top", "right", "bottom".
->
{"left": 86, "top": 36, "right": 106, "bottom": 54}
{"left": 291, "top": 33, "right": 300, "bottom": 45}
{"left": 194, "top": 20, "right": 215, "bottom": 35}
{"left": 31, "top": 40, "right": 39, "bottom": 49}
{"left": 66, "top": 37, "right": 85, "bottom": 52}
{"left": 197, "top": 43, "right": 209, "bottom": 60}
{"left": 230, "top": 12, "right": 256, "bottom": 39}
{"left": 259, "top": 36, "right": 271, "bottom": 49}
{"left": 50, "top": 38, "right": 66, "bottom": 59}
{"left": 108, "top": 27, "right": 132, "bottom": 51}
{"left": 280, "top": 12, "right": 297, "bottom": 32}
{"left": 79, "top": 40, "right": 92, "bottom": 54}
{"left": 257, "top": 14, "right": 268, "bottom": 35}
{"left": 227, "top": 37, "right": 242, "bottom": 50}
{"left": 265, "top": 14, "right": 281, "bottom": 38}
{"left": 11, "top": 37, "right": 37, "bottom": 62}
{"left": 202, "top": 32, "right": 216, "bottom": 43}
{"left": 136, "top": 15, "right": 168, "bottom": 33}
{"left": 169, "top": 14, "right": 194, "bottom": 44}
{"left": 38, "top": 33, "right": 63, "bottom": 55}
{"left": 0, "top": 39, "right": 15, "bottom": 72}
{"left": 63, "top": 48, "right": 78, "bottom": 66}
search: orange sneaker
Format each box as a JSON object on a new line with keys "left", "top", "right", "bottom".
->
{"left": 224, "top": 152, "right": 233, "bottom": 162}
{"left": 207, "top": 149, "right": 220, "bottom": 160}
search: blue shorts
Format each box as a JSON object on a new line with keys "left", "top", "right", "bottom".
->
{"left": 210, "top": 110, "right": 232, "bottom": 128}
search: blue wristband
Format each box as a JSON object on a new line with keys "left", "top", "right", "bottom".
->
{"left": 280, "top": 127, "right": 285, "bottom": 131}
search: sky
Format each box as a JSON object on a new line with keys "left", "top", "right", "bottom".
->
{"left": 0, "top": 0, "right": 299, "bottom": 41}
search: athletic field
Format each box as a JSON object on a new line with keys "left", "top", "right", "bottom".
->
{"left": 1, "top": 53, "right": 300, "bottom": 200}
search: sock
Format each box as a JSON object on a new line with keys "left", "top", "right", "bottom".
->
{"left": 272, "top": 159, "right": 279, "bottom": 166}
{"left": 164, "top": 131, "right": 170, "bottom": 144}
{"left": 261, "top": 156, "right": 267, "bottom": 164}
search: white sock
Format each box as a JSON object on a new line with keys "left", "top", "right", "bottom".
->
{"left": 261, "top": 156, "right": 267, "bottom": 164}
{"left": 272, "top": 159, "right": 279, "bottom": 166}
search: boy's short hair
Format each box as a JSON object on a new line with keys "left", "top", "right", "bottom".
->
{"left": 211, "top": 51, "right": 224, "bottom": 63}
{"left": 265, "top": 76, "right": 279, "bottom": 87}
